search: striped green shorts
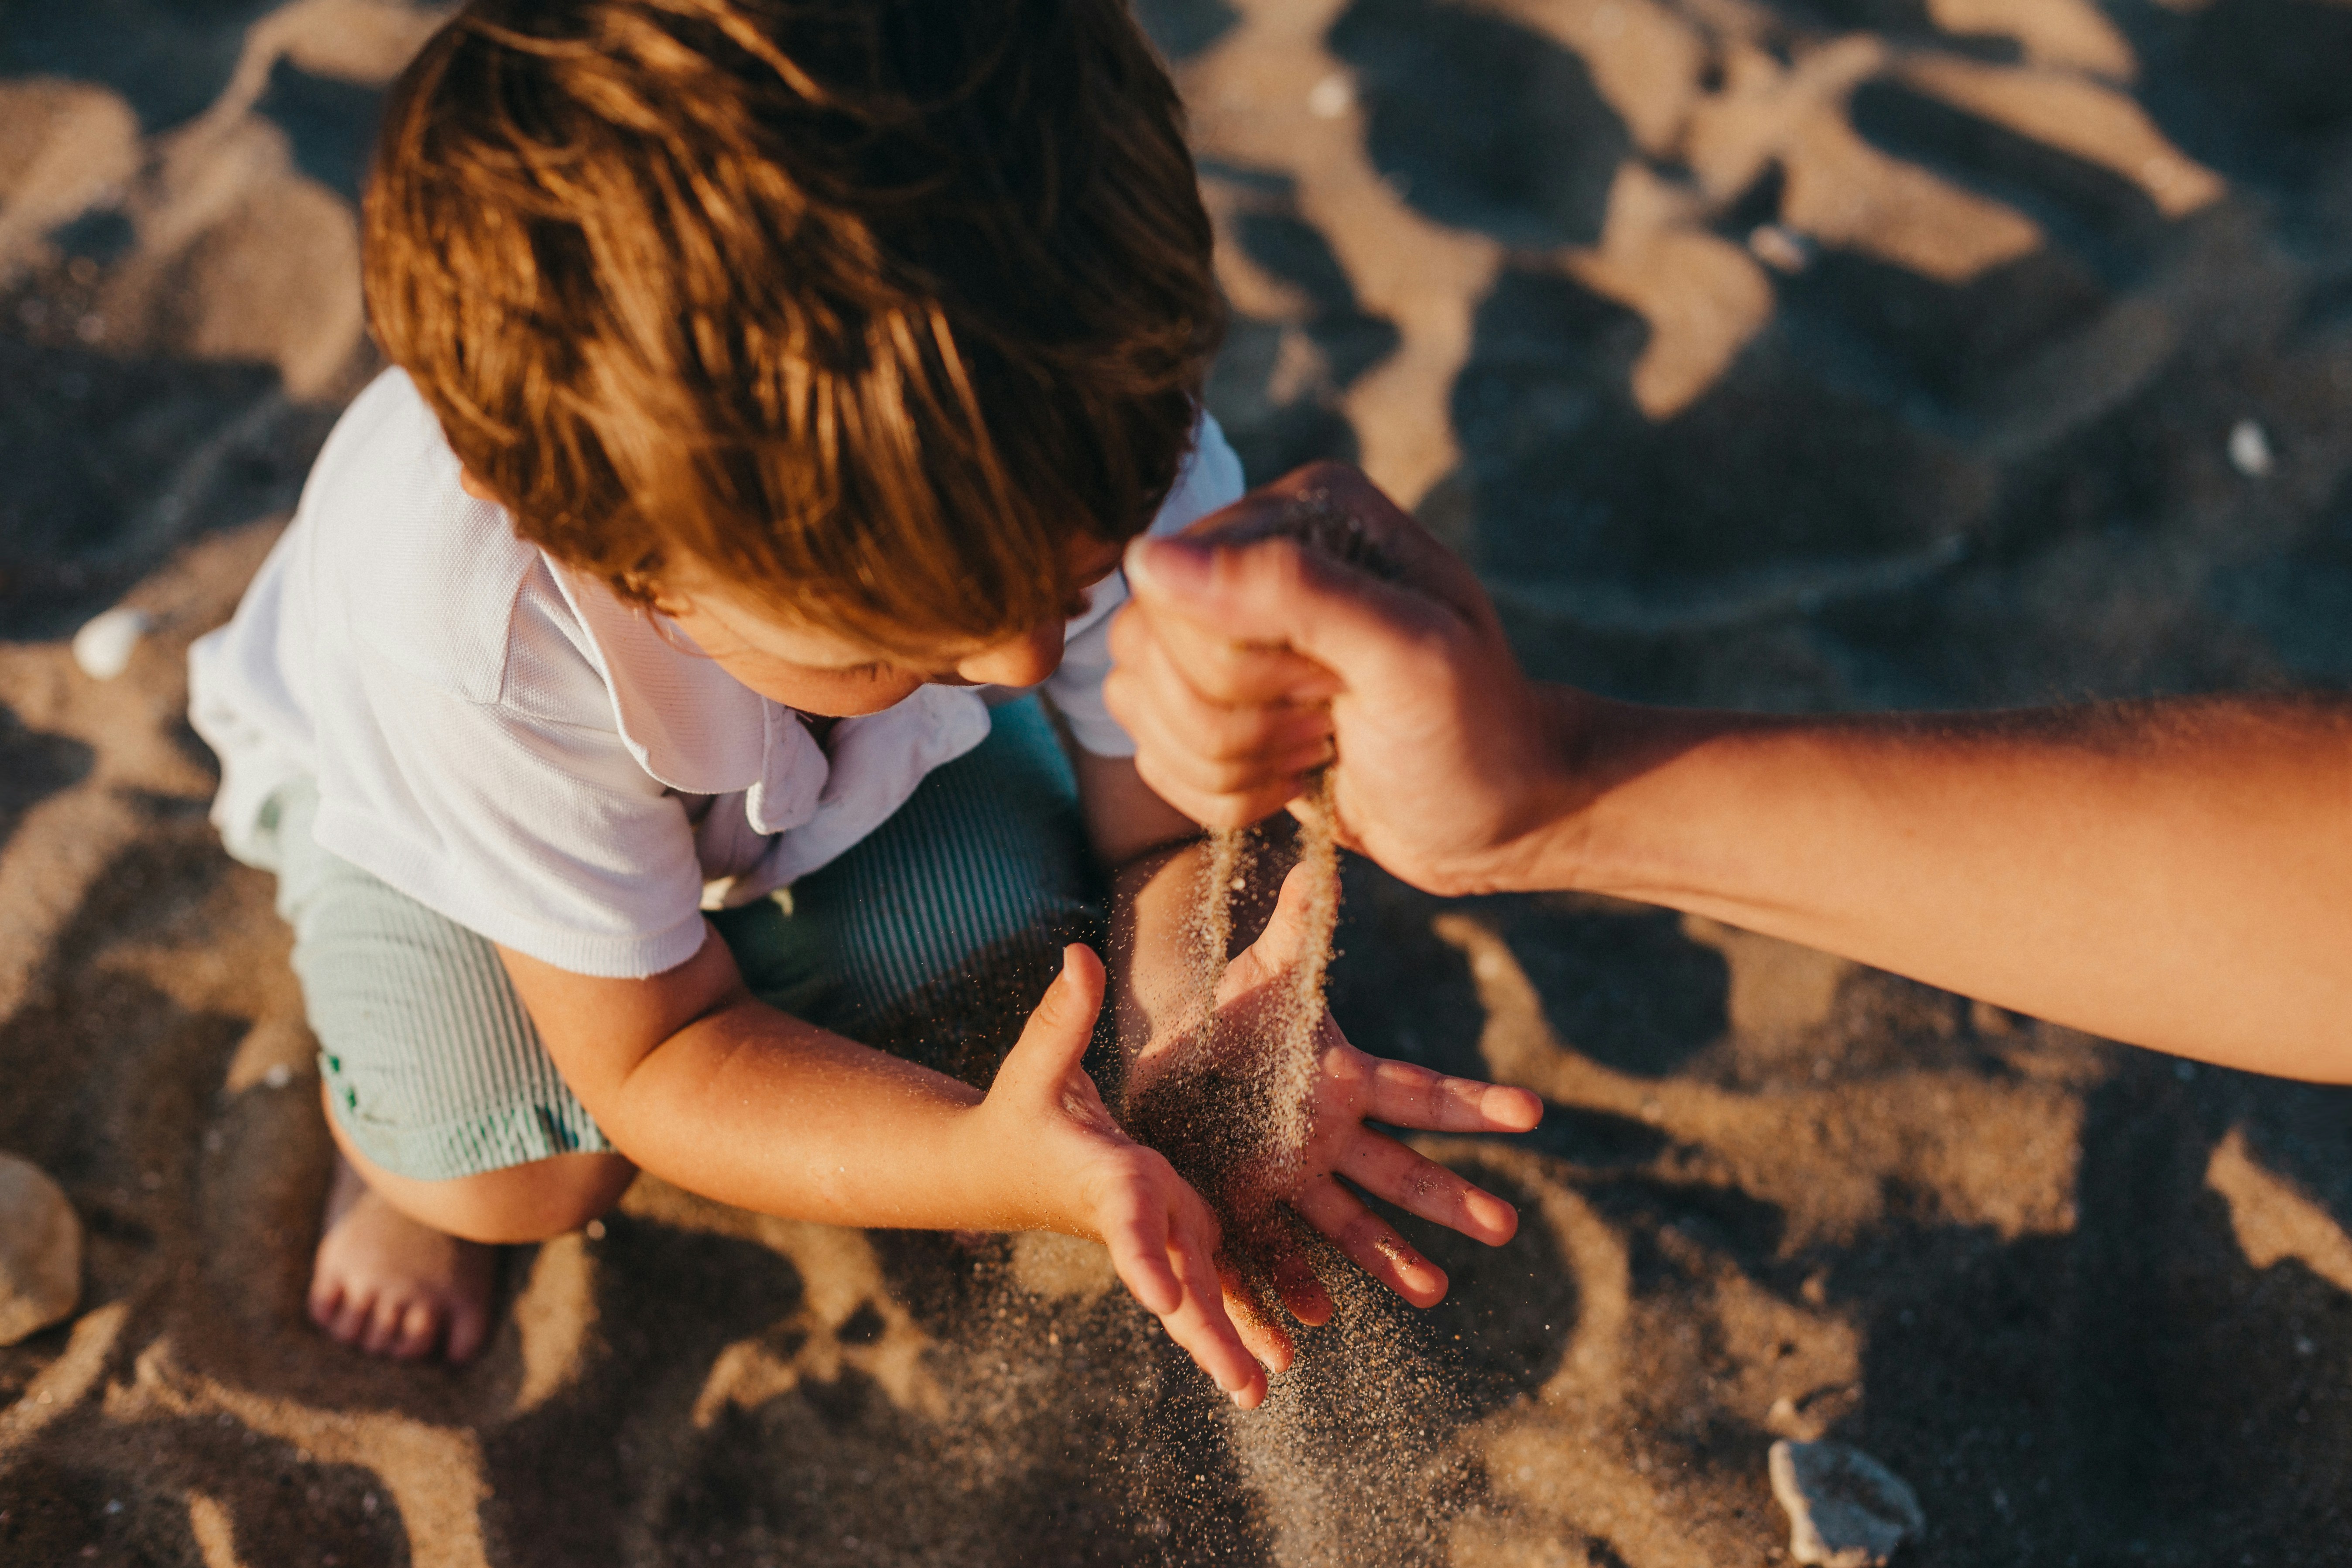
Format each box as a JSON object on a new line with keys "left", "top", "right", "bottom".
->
{"left": 262, "top": 697, "right": 1102, "bottom": 1183}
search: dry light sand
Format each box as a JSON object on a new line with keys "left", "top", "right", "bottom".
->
{"left": 6, "top": 0, "right": 2352, "bottom": 1563}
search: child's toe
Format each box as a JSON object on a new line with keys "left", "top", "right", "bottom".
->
{"left": 326, "top": 1289, "right": 375, "bottom": 1345}
{"left": 445, "top": 1300, "right": 489, "bottom": 1364}
{"left": 360, "top": 1294, "right": 411, "bottom": 1356}
{"left": 391, "top": 1299, "right": 442, "bottom": 1360}
{"left": 307, "top": 1279, "right": 346, "bottom": 1330}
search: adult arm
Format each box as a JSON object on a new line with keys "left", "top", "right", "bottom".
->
{"left": 1103, "top": 463, "right": 2352, "bottom": 1080}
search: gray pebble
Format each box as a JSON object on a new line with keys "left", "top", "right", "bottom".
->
{"left": 1769, "top": 1438, "right": 1925, "bottom": 1568}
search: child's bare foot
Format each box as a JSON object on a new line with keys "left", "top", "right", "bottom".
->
{"left": 308, "top": 1151, "right": 495, "bottom": 1362}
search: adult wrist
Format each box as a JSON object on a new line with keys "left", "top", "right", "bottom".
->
{"left": 1467, "top": 691, "right": 1709, "bottom": 900}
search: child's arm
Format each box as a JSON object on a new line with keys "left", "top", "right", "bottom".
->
{"left": 496, "top": 933, "right": 1271, "bottom": 1405}
{"left": 1073, "top": 751, "right": 1542, "bottom": 1349}
{"left": 1107, "top": 463, "right": 2352, "bottom": 1080}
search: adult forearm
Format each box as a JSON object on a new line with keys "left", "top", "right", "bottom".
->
{"left": 1547, "top": 692, "right": 2352, "bottom": 1076}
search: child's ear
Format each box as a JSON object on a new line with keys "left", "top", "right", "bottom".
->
{"left": 455, "top": 466, "right": 499, "bottom": 503}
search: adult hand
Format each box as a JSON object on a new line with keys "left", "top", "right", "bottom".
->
{"left": 965, "top": 944, "right": 1277, "bottom": 1405}
{"left": 1105, "top": 462, "right": 1594, "bottom": 897}
{"left": 1124, "top": 865, "right": 1544, "bottom": 1355}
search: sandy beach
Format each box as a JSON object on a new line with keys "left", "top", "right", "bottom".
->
{"left": 5, "top": 0, "right": 2352, "bottom": 1563}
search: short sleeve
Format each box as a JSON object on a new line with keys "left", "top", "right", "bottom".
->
{"left": 308, "top": 590, "right": 712, "bottom": 980}
{"left": 1044, "top": 410, "right": 1246, "bottom": 756}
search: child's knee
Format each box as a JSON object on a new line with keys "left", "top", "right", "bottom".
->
{"left": 429, "top": 1153, "right": 636, "bottom": 1244}
{"left": 340, "top": 1125, "right": 635, "bottom": 1244}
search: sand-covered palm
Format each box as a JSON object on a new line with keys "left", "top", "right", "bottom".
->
{"left": 1123, "top": 864, "right": 1541, "bottom": 1350}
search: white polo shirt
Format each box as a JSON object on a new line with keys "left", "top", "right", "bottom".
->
{"left": 189, "top": 368, "right": 1243, "bottom": 979}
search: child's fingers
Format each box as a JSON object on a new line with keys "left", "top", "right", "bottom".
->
{"left": 1159, "top": 1212, "right": 1267, "bottom": 1404}
{"left": 1261, "top": 1228, "right": 1334, "bottom": 1328}
{"left": 1235, "top": 862, "right": 1324, "bottom": 982}
{"left": 1099, "top": 1182, "right": 1183, "bottom": 1317}
{"left": 1338, "top": 1132, "right": 1520, "bottom": 1245}
{"left": 991, "top": 945, "right": 1106, "bottom": 1104}
{"left": 1288, "top": 1173, "right": 1451, "bottom": 1308}
{"left": 1363, "top": 1056, "right": 1544, "bottom": 1134}
{"left": 1215, "top": 1253, "right": 1298, "bottom": 1374}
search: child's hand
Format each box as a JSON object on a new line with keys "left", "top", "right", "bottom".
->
{"left": 962, "top": 944, "right": 1278, "bottom": 1407}
{"left": 1126, "top": 865, "right": 1544, "bottom": 1350}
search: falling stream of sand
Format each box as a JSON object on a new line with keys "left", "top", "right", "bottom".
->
{"left": 1188, "top": 773, "right": 1341, "bottom": 1185}
{"left": 1111, "top": 501, "right": 1474, "bottom": 1566}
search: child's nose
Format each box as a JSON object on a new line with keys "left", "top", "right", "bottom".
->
{"left": 954, "top": 621, "right": 1065, "bottom": 688}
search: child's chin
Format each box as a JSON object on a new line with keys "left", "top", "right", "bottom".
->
{"left": 805, "top": 682, "right": 929, "bottom": 718}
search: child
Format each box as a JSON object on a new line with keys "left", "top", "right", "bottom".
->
{"left": 189, "top": 0, "right": 1541, "bottom": 1407}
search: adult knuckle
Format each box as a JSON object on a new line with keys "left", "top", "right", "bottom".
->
{"left": 1209, "top": 758, "right": 1265, "bottom": 791}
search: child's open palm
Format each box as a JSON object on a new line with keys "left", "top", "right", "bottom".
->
{"left": 1126, "top": 866, "right": 1544, "bottom": 1358}
{"left": 964, "top": 945, "right": 1274, "bottom": 1406}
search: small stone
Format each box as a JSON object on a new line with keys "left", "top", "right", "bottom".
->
{"left": 0, "top": 1153, "right": 82, "bottom": 1345}
{"left": 1306, "top": 72, "right": 1354, "bottom": 119}
{"left": 1769, "top": 1439, "right": 1924, "bottom": 1568}
{"left": 2228, "top": 418, "right": 2274, "bottom": 479}
{"left": 71, "top": 606, "right": 151, "bottom": 681}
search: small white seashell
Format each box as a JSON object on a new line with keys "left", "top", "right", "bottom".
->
{"left": 71, "top": 606, "right": 152, "bottom": 681}
{"left": 2228, "top": 418, "right": 2274, "bottom": 479}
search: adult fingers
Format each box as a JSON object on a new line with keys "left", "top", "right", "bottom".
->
{"left": 1106, "top": 611, "right": 1339, "bottom": 764}
{"left": 1364, "top": 1057, "right": 1545, "bottom": 1134}
{"left": 1132, "top": 748, "right": 1317, "bottom": 834}
{"left": 1123, "top": 529, "right": 1458, "bottom": 698}
{"left": 1107, "top": 598, "right": 1343, "bottom": 713}
{"left": 1115, "top": 596, "right": 1348, "bottom": 710}
{"left": 1198, "top": 462, "right": 1500, "bottom": 633}
{"left": 1337, "top": 1132, "right": 1519, "bottom": 1245}
{"left": 1288, "top": 1174, "right": 1450, "bottom": 1308}
{"left": 1107, "top": 637, "right": 1335, "bottom": 798}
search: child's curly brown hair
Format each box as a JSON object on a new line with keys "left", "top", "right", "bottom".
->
{"left": 363, "top": 0, "right": 1223, "bottom": 654}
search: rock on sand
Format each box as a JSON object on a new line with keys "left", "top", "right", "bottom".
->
{"left": 0, "top": 1152, "right": 80, "bottom": 1345}
{"left": 1769, "top": 1438, "right": 1926, "bottom": 1568}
